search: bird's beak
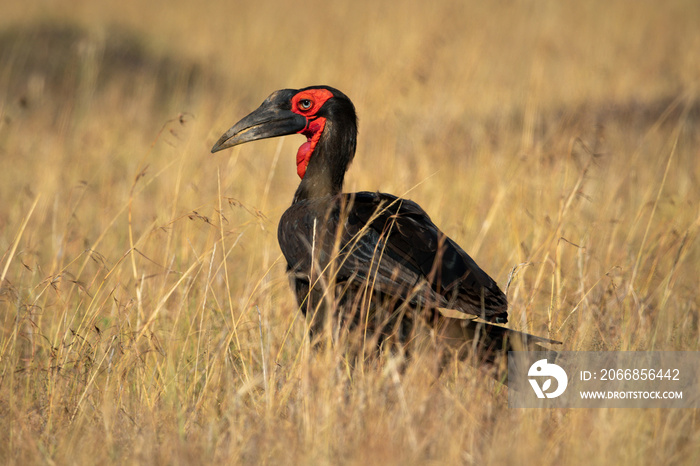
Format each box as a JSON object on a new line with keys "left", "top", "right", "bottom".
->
{"left": 211, "top": 103, "right": 307, "bottom": 153}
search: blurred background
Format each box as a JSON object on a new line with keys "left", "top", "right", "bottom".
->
{"left": 1, "top": 0, "right": 699, "bottom": 463}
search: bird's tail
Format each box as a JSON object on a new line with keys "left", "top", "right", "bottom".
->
{"left": 429, "top": 314, "right": 561, "bottom": 371}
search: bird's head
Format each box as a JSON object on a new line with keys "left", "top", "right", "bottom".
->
{"left": 211, "top": 86, "right": 357, "bottom": 180}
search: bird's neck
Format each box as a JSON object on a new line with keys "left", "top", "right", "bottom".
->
{"left": 293, "top": 119, "right": 356, "bottom": 204}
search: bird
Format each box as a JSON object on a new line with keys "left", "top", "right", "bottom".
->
{"left": 211, "top": 85, "right": 558, "bottom": 367}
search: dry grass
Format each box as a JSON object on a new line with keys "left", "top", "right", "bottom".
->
{"left": 1, "top": 0, "right": 699, "bottom": 464}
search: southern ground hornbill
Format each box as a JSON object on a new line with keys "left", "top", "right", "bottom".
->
{"left": 211, "top": 85, "right": 558, "bottom": 368}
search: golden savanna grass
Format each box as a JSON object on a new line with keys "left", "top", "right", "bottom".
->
{"left": 1, "top": 0, "right": 699, "bottom": 463}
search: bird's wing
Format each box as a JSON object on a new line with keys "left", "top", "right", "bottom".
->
{"left": 333, "top": 192, "right": 508, "bottom": 322}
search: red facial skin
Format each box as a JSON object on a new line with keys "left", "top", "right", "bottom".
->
{"left": 290, "top": 89, "right": 333, "bottom": 179}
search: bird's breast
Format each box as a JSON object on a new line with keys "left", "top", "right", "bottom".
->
{"left": 277, "top": 197, "right": 341, "bottom": 273}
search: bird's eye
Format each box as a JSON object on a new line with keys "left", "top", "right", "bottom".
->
{"left": 298, "top": 99, "right": 313, "bottom": 111}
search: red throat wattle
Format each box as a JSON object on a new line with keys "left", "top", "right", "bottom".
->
{"left": 296, "top": 117, "right": 326, "bottom": 179}
{"left": 291, "top": 88, "right": 334, "bottom": 179}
